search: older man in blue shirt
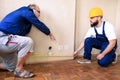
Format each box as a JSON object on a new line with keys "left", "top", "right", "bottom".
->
{"left": 0, "top": 4, "right": 55, "bottom": 78}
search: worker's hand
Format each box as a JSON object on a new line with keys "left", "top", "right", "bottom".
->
{"left": 97, "top": 53, "right": 105, "bottom": 60}
{"left": 73, "top": 51, "right": 78, "bottom": 58}
{"left": 49, "top": 33, "right": 56, "bottom": 41}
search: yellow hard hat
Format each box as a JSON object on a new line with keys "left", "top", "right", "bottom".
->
{"left": 89, "top": 7, "right": 103, "bottom": 18}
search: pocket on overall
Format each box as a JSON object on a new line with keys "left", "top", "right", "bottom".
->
{"left": 96, "top": 34, "right": 108, "bottom": 42}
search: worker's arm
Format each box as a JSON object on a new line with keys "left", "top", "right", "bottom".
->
{"left": 97, "top": 39, "right": 117, "bottom": 60}
{"left": 73, "top": 40, "right": 84, "bottom": 57}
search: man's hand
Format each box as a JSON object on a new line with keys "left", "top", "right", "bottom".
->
{"left": 97, "top": 53, "right": 105, "bottom": 60}
{"left": 49, "top": 33, "right": 56, "bottom": 41}
{"left": 73, "top": 51, "right": 78, "bottom": 58}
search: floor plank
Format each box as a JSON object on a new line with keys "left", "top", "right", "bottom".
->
{"left": 1, "top": 55, "right": 120, "bottom": 80}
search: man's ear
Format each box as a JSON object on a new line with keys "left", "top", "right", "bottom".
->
{"left": 98, "top": 16, "right": 101, "bottom": 20}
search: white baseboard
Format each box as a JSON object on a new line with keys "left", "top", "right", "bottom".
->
{"left": 26, "top": 54, "right": 73, "bottom": 64}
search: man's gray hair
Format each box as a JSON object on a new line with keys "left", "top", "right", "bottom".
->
{"left": 28, "top": 4, "right": 38, "bottom": 9}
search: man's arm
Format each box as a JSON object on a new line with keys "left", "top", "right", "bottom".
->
{"left": 73, "top": 40, "right": 84, "bottom": 57}
{"left": 97, "top": 39, "right": 117, "bottom": 60}
{"left": 24, "top": 10, "right": 56, "bottom": 40}
{"left": 23, "top": 10, "right": 50, "bottom": 35}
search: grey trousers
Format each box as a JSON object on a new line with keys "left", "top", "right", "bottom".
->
{"left": 0, "top": 35, "right": 33, "bottom": 71}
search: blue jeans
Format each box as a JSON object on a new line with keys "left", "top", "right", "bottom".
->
{"left": 84, "top": 37, "right": 116, "bottom": 67}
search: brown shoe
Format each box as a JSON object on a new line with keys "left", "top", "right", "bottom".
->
{"left": 77, "top": 59, "right": 91, "bottom": 64}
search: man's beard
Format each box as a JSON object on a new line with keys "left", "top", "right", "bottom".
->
{"left": 90, "top": 20, "right": 98, "bottom": 27}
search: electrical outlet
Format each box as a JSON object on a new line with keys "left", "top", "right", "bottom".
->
{"left": 63, "top": 45, "right": 69, "bottom": 50}
{"left": 57, "top": 45, "right": 63, "bottom": 50}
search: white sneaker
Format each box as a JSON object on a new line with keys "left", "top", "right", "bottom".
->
{"left": 112, "top": 60, "right": 117, "bottom": 64}
{"left": 77, "top": 59, "right": 91, "bottom": 64}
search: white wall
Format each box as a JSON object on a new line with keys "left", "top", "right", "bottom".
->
{"left": 116, "top": 0, "right": 120, "bottom": 52}
{"left": 0, "top": 0, "right": 120, "bottom": 63}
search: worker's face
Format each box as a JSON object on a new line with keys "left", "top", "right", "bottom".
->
{"left": 89, "top": 17, "right": 99, "bottom": 27}
{"left": 33, "top": 6, "right": 40, "bottom": 18}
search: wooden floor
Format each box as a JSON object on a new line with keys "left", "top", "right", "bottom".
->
{"left": 1, "top": 55, "right": 120, "bottom": 80}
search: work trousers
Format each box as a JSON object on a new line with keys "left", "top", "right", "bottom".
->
{"left": 84, "top": 37, "right": 116, "bottom": 67}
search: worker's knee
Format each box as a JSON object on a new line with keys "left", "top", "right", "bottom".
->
{"left": 85, "top": 38, "right": 92, "bottom": 44}
{"left": 98, "top": 60, "right": 110, "bottom": 67}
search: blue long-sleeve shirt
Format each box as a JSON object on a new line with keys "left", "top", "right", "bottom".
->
{"left": 0, "top": 6, "right": 50, "bottom": 36}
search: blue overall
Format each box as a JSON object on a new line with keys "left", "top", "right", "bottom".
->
{"left": 84, "top": 21, "right": 117, "bottom": 67}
